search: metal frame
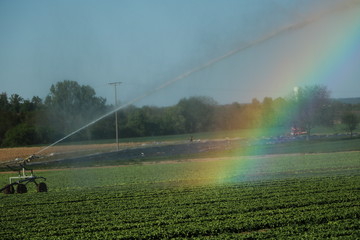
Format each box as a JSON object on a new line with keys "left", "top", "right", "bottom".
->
{"left": 8, "top": 165, "right": 46, "bottom": 185}
{"left": 1, "top": 155, "right": 47, "bottom": 193}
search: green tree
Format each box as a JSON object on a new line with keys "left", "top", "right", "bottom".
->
{"left": 45, "top": 80, "right": 106, "bottom": 139}
{"left": 177, "top": 96, "right": 217, "bottom": 133}
{"left": 341, "top": 112, "right": 359, "bottom": 138}
{"left": 161, "top": 106, "right": 186, "bottom": 134}
{"left": 9, "top": 94, "right": 23, "bottom": 113}
{"left": 272, "top": 97, "right": 289, "bottom": 127}
{"left": 0, "top": 93, "right": 24, "bottom": 145}
{"left": 261, "top": 97, "right": 274, "bottom": 127}
{"left": 0, "top": 92, "right": 48, "bottom": 146}
{"left": 141, "top": 106, "right": 163, "bottom": 136}
{"left": 0, "top": 93, "right": 10, "bottom": 140}
{"left": 0, "top": 92, "right": 9, "bottom": 111}
{"left": 291, "top": 85, "right": 331, "bottom": 140}
{"left": 123, "top": 107, "right": 147, "bottom": 137}
{"left": 2, "top": 123, "right": 38, "bottom": 147}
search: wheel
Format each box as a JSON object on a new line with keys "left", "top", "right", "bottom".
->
{"left": 16, "top": 184, "right": 27, "bottom": 194}
{"left": 3, "top": 184, "right": 15, "bottom": 194}
{"left": 37, "top": 182, "right": 47, "bottom": 192}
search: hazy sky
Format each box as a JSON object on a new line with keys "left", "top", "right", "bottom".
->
{"left": 1, "top": 0, "right": 359, "bottom": 106}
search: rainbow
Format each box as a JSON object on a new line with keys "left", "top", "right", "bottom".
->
{"left": 33, "top": 2, "right": 359, "bottom": 186}
{"left": 209, "top": 2, "right": 360, "bottom": 184}
{"left": 270, "top": 3, "right": 360, "bottom": 95}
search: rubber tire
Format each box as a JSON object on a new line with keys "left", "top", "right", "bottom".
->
{"left": 3, "top": 184, "right": 15, "bottom": 194}
{"left": 37, "top": 182, "right": 48, "bottom": 192}
{"left": 16, "top": 184, "right": 27, "bottom": 194}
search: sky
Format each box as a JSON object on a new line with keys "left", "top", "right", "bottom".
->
{"left": 1, "top": 0, "right": 359, "bottom": 107}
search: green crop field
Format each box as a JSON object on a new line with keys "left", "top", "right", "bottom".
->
{"left": 1, "top": 140, "right": 359, "bottom": 239}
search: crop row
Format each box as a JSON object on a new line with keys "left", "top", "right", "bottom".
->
{"left": 1, "top": 174, "right": 359, "bottom": 239}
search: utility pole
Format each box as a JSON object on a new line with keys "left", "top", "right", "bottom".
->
{"left": 108, "top": 82, "right": 122, "bottom": 150}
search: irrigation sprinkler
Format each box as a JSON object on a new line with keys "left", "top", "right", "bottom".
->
{"left": 0, "top": 1, "right": 350, "bottom": 195}
{"left": 1, "top": 155, "right": 47, "bottom": 194}
{"left": 31, "top": 1, "right": 355, "bottom": 157}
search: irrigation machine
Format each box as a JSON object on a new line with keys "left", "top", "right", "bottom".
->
{"left": 1, "top": 155, "right": 47, "bottom": 194}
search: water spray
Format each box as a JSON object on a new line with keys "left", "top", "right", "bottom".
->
{"left": 34, "top": 0, "right": 359, "bottom": 156}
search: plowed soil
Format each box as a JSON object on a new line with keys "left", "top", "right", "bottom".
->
{"left": 0, "top": 139, "right": 236, "bottom": 169}
{"left": 0, "top": 142, "right": 150, "bottom": 163}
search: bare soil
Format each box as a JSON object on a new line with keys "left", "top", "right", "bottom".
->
{"left": 3, "top": 136, "right": 355, "bottom": 170}
{"left": 0, "top": 139, "right": 237, "bottom": 169}
{"left": 0, "top": 142, "right": 153, "bottom": 163}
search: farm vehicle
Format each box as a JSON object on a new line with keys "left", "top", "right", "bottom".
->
{"left": 1, "top": 155, "right": 47, "bottom": 194}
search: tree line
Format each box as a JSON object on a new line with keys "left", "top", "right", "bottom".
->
{"left": 0, "top": 80, "right": 359, "bottom": 147}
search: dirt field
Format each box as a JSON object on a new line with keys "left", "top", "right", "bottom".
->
{"left": 0, "top": 139, "right": 236, "bottom": 169}
{"left": 0, "top": 142, "right": 152, "bottom": 164}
